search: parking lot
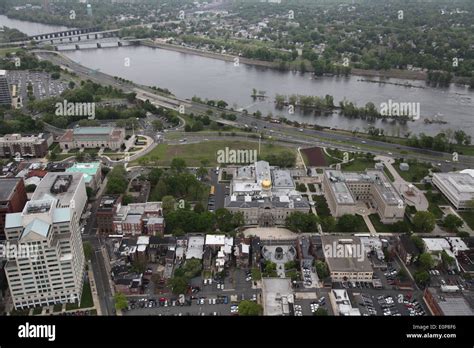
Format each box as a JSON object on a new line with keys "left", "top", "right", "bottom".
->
{"left": 293, "top": 295, "right": 330, "bottom": 316}
{"left": 125, "top": 268, "right": 260, "bottom": 316}
{"left": 6, "top": 70, "right": 67, "bottom": 105}
{"left": 350, "top": 288, "right": 427, "bottom": 316}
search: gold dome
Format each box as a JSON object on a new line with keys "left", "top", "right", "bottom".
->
{"left": 262, "top": 179, "right": 272, "bottom": 189}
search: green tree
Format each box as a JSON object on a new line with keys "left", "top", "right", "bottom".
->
{"left": 418, "top": 252, "right": 434, "bottom": 271}
{"left": 412, "top": 211, "right": 436, "bottom": 233}
{"left": 251, "top": 267, "right": 262, "bottom": 280}
{"left": 238, "top": 300, "right": 263, "bottom": 316}
{"left": 193, "top": 202, "right": 205, "bottom": 213}
{"left": 262, "top": 260, "right": 278, "bottom": 277}
{"left": 336, "top": 214, "right": 360, "bottom": 232}
{"left": 171, "top": 158, "right": 187, "bottom": 173}
{"left": 196, "top": 166, "right": 208, "bottom": 180}
{"left": 410, "top": 234, "right": 425, "bottom": 253}
{"left": 114, "top": 292, "right": 128, "bottom": 311}
{"left": 162, "top": 195, "right": 176, "bottom": 215}
{"left": 122, "top": 194, "right": 133, "bottom": 205}
{"left": 169, "top": 276, "right": 189, "bottom": 295}
{"left": 182, "top": 258, "right": 202, "bottom": 278}
{"left": 105, "top": 165, "right": 128, "bottom": 194}
{"left": 442, "top": 214, "right": 463, "bottom": 232}
{"left": 315, "top": 260, "right": 329, "bottom": 279}
{"left": 320, "top": 216, "right": 336, "bottom": 232}
{"left": 414, "top": 270, "right": 430, "bottom": 286}
{"left": 152, "top": 120, "right": 164, "bottom": 131}
{"left": 441, "top": 250, "right": 455, "bottom": 267}
{"left": 285, "top": 212, "right": 319, "bottom": 232}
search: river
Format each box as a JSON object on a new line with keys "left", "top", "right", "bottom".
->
{"left": 64, "top": 46, "right": 474, "bottom": 137}
{"left": 0, "top": 14, "right": 69, "bottom": 35}
{"left": 2, "top": 15, "right": 473, "bottom": 136}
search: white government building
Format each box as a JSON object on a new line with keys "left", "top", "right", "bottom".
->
{"left": 4, "top": 173, "right": 87, "bottom": 309}
{"left": 224, "top": 161, "right": 310, "bottom": 226}
{"left": 432, "top": 169, "right": 474, "bottom": 210}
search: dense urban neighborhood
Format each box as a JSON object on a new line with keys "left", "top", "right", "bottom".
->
{"left": 0, "top": 0, "right": 473, "bottom": 332}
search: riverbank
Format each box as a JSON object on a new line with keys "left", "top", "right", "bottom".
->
{"left": 141, "top": 40, "right": 428, "bottom": 81}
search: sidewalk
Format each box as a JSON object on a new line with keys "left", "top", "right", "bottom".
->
{"left": 88, "top": 260, "right": 102, "bottom": 315}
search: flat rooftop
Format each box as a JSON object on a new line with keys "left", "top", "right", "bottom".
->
{"left": 262, "top": 278, "right": 293, "bottom": 316}
{"left": 31, "top": 172, "right": 84, "bottom": 206}
{"left": 66, "top": 162, "right": 100, "bottom": 183}
{"left": 0, "top": 178, "right": 22, "bottom": 201}
{"left": 422, "top": 238, "right": 451, "bottom": 252}
{"left": 325, "top": 169, "right": 401, "bottom": 205}
{"left": 321, "top": 235, "right": 373, "bottom": 273}
{"left": 186, "top": 235, "right": 205, "bottom": 260}
{"left": 225, "top": 194, "right": 309, "bottom": 209}
{"left": 433, "top": 172, "right": 474, "bottom": 200}
{"left": 272, "top": 169, "right": 293, "bottom": 188}
{"left": 73, "top": 126, "right": 113, "bottom": 135}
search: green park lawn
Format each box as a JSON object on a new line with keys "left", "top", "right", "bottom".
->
{"left": 130, "top": 140, "right": 295, "bottom": 167}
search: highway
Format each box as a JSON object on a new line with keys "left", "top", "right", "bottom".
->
{"left": 34, "top": 50, "right": 474, "bottom": 171}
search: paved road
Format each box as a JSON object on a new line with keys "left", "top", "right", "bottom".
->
{"left": 81, "top": 176, "right": 114, "bottom": 315}
{"left": 210, "top": 169, "right": 226, "bottom": 210}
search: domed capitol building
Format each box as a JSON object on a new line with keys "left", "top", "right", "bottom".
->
{"left": 224, "top": 161, "right": 310, "bottom": 226}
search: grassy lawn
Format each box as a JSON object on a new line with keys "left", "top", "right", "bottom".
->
{"left": 369, "top": 214, "right": 411, "bottom": 233}
{"left": 10, "top": 308, "right": 30, "bottom": 315}
{"left": 460, "top": 211, "right": 474, "bottom": 230}
{"left": 66, "top": 281, "right": 94, "bottom": 310}
{"left": 335, "top": 215, "right": 369, "bottom": 232}
{"left": 49, "top": 142, "right": 60, "bottom": 152}
{"left": 53, "top": 304, "right": 63, "bottom": 313}
{"left": 0, "top": 47, "right": 21, "bottom": 57}
{"left": 33, "top": 307, "right": 43, "bottom": 315}
{"left": 130, "top": 140, "right": 295, "bottom": 167}
{"left": 323, "top": 148, "right": 344, "bottom": 165}
{"left": 67, "top": 149, "right": 81, "bottom": 154}
{"left": 324, "top": 148, "right": 375, "bottom": 171}
{"left": 425, "top": 191, "right": 449, "bottom": 219}
{"left": 414, "top": 183, "right": 432, "bottom": 190}
{"left": 394, "top": 160, "right": 432, "bottom": 182}
{"left": 313, "top": 195, "right": 331, "bottom": 217}
{"left": 82, "top": 148, "right": 99, "bottom": 154}
{"left": 341, "top": 156, "right": 376, "bottom": 171}
{"left": 384, "top": 166, "right": 395, "bottom": 182}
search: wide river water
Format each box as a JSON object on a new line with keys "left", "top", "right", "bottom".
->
{"left": 2, "top": 15, "right": 473, "bottom": 136}
{"left": 0, "top": 14, "right": 69, "bottom": 35}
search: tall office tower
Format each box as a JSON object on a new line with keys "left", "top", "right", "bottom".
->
{"left": 0, "top": 70, "right": 12, "bottom": 107}
{"left": 4, "top": 173, "right": 87, "bottom": 309}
